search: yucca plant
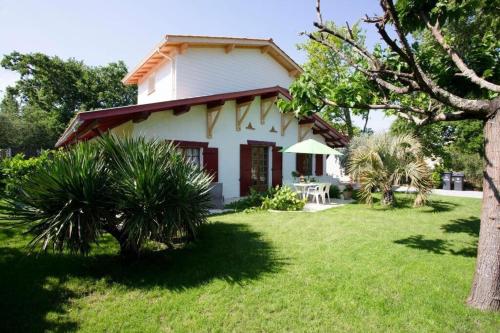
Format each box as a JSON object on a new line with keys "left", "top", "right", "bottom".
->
{"left": 347, "top": 133, "right": 432, "bottom": 207}
{"left": 0, "top": 142, "right": 112, "bottom": 254}
{"left": 100, "top": 135, "right": 213, "bottom": 255}
{"left": 1, "top": 135, "right": 213, "bottom": 258}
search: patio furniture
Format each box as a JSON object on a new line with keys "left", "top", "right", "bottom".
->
{"left": 323, "top": 183, "right": 331, "bottom": 203}
{"left": 307, "top": 183, "right": 327, "bottom": 204}
{"left": 293, "top": 183, "right": 317, "bottom": 199}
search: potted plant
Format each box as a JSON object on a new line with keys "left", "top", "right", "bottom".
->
{"left": 291, "top": 170, "right": 300, "bottom": 183}
{"left": 342, "top": 184, "right": 354, "bottom": 200}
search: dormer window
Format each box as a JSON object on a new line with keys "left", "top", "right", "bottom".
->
{"left": 147, "top": 74, "right": 156, "bottom": 95}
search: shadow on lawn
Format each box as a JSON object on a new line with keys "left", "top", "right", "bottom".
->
{"left": 365, "top": 195, "right": 459, "bottom": 213}
{"left": 394, "top": 216, "right": 479, "bottom": 258}
{"left": 0, "top": 221, "right": 285, "bottom": 332}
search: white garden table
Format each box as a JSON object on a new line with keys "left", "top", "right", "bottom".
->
{"left": 293, "top": 183, "right": 319, "bottom": 200}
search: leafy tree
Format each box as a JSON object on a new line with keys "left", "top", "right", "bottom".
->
{"left": 0, "top": 52, "right": 137, "bottom": 151}
{"left": 304, "top": 0, "right": 500, "bottom": 310}
{"left": 280, "top": 23, "right": 375, "bottom": 138}
{"left": 0, "top": 136, "right": 213, "bottom": 258}
{"left": 348, "top": 133, "right": 432, "bottom": 207}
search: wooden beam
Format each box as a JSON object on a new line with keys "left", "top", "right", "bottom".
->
{"left": 173, "top": 105, "right": 190, "bottom": 116}
{"left": 77, "top": 120, "right": 100, "bottom": 139}
{"left": 207, "top": 104, "right": 224, "bottom": 138}
{"left": 299, "top": 118, "right": 315, "bottom": 124}
{"left": 225, "top": 44, "right": 235, "bottom": 53}
{"left": 261, "top": 45, "right": 271, "bottom": 54}
{"left": 313, "top": 128, "right": 329, "bottom": 135}
{"left": 288, "top": 69, "right": 299, "bottom": 77}
{"left": 132, "top": 111, "right": 151, "bottom": 123}
{"left": 236, "top": 98, "right": 254, "bottom": 131}
{"left": 260, "top": 96, "right": 277, "bottom": 124}
{"left": 280, "top": 112, "right": 294, "bottom": 136}
{"left": 298, "top": 123, "right": 314, "bottom": 141}
{"left": 179, "top": 43, "right": 189, "bottom": 54}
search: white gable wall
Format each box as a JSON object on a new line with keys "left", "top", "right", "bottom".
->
{"left": 137, "top": 60, "right": 175, "bottom": 104}
{"left": 125, "top": 98, "right": 327, "bottom": 199}
{"left": 175, "top": 47, "right": 293, "bottom": 99}
{"left": 136, "top": 47, "right": 294, "bottom": 104}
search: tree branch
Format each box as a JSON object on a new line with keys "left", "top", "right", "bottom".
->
{"left": 420, "top": 11, "right": 500, "bottom": 93}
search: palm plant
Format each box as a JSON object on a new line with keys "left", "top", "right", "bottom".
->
{"left": 348, "top": 133, "right": 432, "bottom": 207}
{"left": 1, "top": 135, "right": 213, "bottom": 258}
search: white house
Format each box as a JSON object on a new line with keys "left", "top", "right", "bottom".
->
{"left": 56, "top": 35, "right": 348, "bottom": 200}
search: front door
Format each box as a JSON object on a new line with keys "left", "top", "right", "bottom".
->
{"left": 251, "top": 146, "right": 269, "bottom": 192}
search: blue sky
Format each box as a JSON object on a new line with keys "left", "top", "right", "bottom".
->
{"left": 0, "top": 0, "right": 395, "bottom": 131}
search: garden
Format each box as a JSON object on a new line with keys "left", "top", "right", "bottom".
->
{"left": 1, "top": 193, "right": 499, "bottom": 331}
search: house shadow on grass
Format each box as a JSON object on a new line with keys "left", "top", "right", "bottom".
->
{"left": 393, "top": 216, "right": 480, "bottom": 258}
{"left": 0, "top": 221, "right": 285, "bottom": 332}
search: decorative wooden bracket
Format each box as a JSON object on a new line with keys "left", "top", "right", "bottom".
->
{"left": 260, "top": 96, "right": 277, "bottom": 124}
{"left": 178, "top": 43, "right": 189, "bottom": 54}
{"left": 236, "top": 98, "right": 254, "bottom": 131}
{"left": 206, "top": 102, "right": 224, "bottom": 138}
{"left": 280, "top": 113, "right": 294, "bottom": 136}
{"left": 225, "top": 44, "right": 235, "bottom": 53}
{"left": 298, "top": 123, "right": 314, "bottom": 141}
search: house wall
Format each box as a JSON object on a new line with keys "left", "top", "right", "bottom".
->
{"left": 175, "top": 47, "right": 293, "bottom": 99}
{"left": 136, "top": 47, "right": 294, "bottom": 104}
{"left": 137, "top": 60, "right": 175, "bottom": 104}
{"left": 122, "top": 97, "right": 327, "bottom": 199}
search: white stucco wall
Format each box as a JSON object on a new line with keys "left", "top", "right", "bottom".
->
{"left": 123, "top": 97, "right": 327, "bottom": 199}
{"left": 137, "top": 60, "right": 175, "bottom": 104}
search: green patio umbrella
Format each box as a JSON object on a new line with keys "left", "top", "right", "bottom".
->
{"left": 281, "top": 139, "right": 343, "bottom": 155}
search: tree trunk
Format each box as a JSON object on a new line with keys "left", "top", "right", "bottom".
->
{"left": 103, "top": 224, "right": 140, "bottom": 259}
{"left": 382, "top": 188, "right": 395, "bottom": 206}
{"left": 467, "top": 110, "right": 500, "bottom": 311}
{"left": 343, "top": 108, "right": 354, "bottom": 138}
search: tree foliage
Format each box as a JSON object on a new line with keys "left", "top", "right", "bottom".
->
{"left": 0, "top": 52, "right": 137, "bottom": 151}
{"left": 348, "top": 133, "right": 432, "bottom": 207}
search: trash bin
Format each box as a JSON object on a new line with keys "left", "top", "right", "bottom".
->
{"left": 452, "top": 172, "right": 465, "bottom": 191}
{"left": 442, "top": 172, "right": 452, "bottom": 190}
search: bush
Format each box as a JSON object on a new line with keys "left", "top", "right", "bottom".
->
{"left": 225, "top": 187, "right": 276, "bottom": 211}
{"left": 0, "top": 151, "right": 57, "bottom": 196}
{"left": 261, "top": 186, "right": 306, "bottom": 211}
{"left": 0, "top": 136, "right": 213, "bottom": 258}
{"left": 329, "top": 185, "right": 341, "bottom": 199}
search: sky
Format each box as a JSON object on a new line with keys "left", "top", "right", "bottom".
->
{"left": 0, "top": 0, "right": 395, "bottom": 132}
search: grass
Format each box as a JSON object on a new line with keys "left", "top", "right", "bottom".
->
{"left": 1, "top": 194, "right": 499, "bottom": 332}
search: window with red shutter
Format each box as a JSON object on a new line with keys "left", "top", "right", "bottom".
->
{"left": 203, "top": 147, "right": 218, "bottom": 182}
{"left": 315, "top": 154, "right": 323, "bottom": 176}
{"left": 240, "top": 144, "right": 252, "bottom": 196}
{"left": 272, "top": 146, "right": 283, "bottom": 187}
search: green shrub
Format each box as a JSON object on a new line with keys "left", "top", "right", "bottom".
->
{"left": 225, "top": 187, "right": 276, "bottom": 211}
{"left": 261, "top": 186, "right": 306, "bottom": 211}
{"left": 329, "top": 185, "right": 341, "bottom": 199}
{"left": 0, "top": 136, "right": 213, "bottom": 257}
{"left": 0, "top": 151, "right": 57, "bottom": 196}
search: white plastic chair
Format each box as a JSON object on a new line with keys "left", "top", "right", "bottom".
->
{"left": 323, "top": 183, "right": 331, "bottom": 203}
{"left": 307, "top": 184, "right": 326, "bottom": 204}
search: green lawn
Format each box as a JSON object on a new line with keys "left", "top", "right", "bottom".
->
{"left": 1, "top": 194, "right": 499, "bottom": 332}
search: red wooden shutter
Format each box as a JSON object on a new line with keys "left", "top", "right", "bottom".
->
{"left": 296, "top": 153, "right": 304, "bottom": 175}
{"left": 315, "top": 154, "right": 323, "bottom": 176}
{"left": 272, "top": 146, "right": 283, "bottom": 187}
{"left": 240, "top": 144, "right": 252, "bottom": 196}
{"left": 203, "top": 147, "right": 218, "bottom": 182}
